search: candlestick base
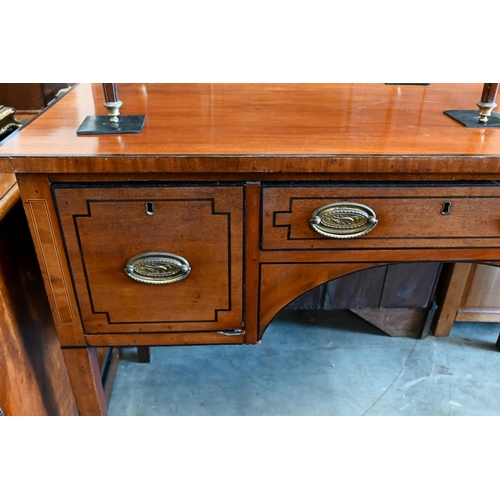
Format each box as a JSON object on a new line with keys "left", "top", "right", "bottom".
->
{"left": 443, "top": 110, "right": 500, "bottom": 128}
{"left": 77, "top": 115, "right": 145, "bottom": 135}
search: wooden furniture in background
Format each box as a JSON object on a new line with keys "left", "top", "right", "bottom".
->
{"left": 433, "top": 263, "right": 500, "bottom": 336}
{"left": 0, "top": 84, "right": 69, "bottom": 120}
{"left": 0, "top": 105, "right": 24, "bottom": 142}
{"left": 288, "top": 262, "right": 441, "bottom": 338}
{"left": 2, "top": 83, "right": 500, "bottom": 416}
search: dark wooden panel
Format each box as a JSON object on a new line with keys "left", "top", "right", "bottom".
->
{"left": 0, "top": 84, "right": 45, "bottom": 110}
{"left": 379, "top": 262, "right": 441, "bottom": 308}
{"left": 288, "top": 264, "right": 441, "bottom": 311}
{"left": 352, "top": 308, "right": 431, "bottom": 338}
{"left": 137, "top": 347, "right": 151, "bottom": 363}
{"left": 286, "top": 283, "right": 326, "bottom": 310}
{"left": 0, "top": 83, "right": 68, "bottom": 111}
{"left": 325, "top": 266, "right": 387, "bottom": 309}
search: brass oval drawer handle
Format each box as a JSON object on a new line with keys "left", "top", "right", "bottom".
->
{"left": 124, "top": 252, "right": 191, "bottom": 284}
{"left": 310, "top": 202, "right": 378, "bottom": 239}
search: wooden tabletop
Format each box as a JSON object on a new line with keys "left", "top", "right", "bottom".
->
{"left": 1, "top": 83, "right": 500, "bottom": 174}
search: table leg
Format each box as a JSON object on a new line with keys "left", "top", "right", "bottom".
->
{"left": 137, "top": 346, "right": 151, "bottom": 363}
{"left": 62, "top": 347, "right": 107, "bottom": 416}
{"left": 496, "top": 333, "right": 500, "bottom": 352}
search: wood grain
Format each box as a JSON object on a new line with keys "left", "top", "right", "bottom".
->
{"left": 244, "top": 182, "right": 261, "bottom": 344}
{"left": 54, "top": 185, "right": 244, "bottom": 335}
{"left": 62, "top": 347, "right": 107, "bottom": 416}
{"left": 85, "top": 332, "right": 244, "bottom": 347}
{"left": 26, "top": 199, "right": 75, "bottom": 324}
{"left": 263, "top": 185, "right": 500, "bottom": 250}
{"left": 17, "top": 174, "right": 86, "bottom": 346}
{"left": 2, "top": 83, "right": 500, "bottom": 174}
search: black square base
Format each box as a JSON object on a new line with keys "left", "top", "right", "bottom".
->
{"left": 443, "top": 110, "right": 500, "bottom": 128}
{"left": 77, "top": 115, "right": 146, "bottom": 135}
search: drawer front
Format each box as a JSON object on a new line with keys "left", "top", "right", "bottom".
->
{"left": 262, "top": 185, "right": 500, "bottom": 250}
{"left": 54, "top": 185, "right": 243, "bottom": 335}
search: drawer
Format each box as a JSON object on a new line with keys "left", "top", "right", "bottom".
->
{"left": 262, "top": 185, "right": 500, "bottom": 250}
{"left": 53, "top": 185, "right": 243, "bottom": 335}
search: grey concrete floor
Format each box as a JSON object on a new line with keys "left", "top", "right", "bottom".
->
{"left": 108, "top": 310, "right": 500, "bottom": 416}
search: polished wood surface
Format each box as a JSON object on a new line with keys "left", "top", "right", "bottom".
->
{"left": 2, "top": 83, "right": 500, "bottom": 174}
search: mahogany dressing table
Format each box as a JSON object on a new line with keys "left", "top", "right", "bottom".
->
{"left": 1, "top": 83, "right": 500, "bottom": 416}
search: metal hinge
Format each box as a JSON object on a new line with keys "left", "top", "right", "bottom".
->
{"left": 217, "top": 329, "right": 245, "bottom": 337}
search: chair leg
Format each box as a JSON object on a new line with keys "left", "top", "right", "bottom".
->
{"left": 137, "top": 346, "right": 151, "bottom": 363}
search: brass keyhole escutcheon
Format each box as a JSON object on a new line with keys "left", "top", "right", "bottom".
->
{"left": 441, "top": 201, "right": 452, "bottom": 215}
{"left": 145, "top": 201, "right": 155, "bottom": 215}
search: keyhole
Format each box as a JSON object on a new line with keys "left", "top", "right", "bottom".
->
{"left": 145, "top": 202, "right": 155, "bottom": 215}
{"left": 441, "top": 201, "right": 452, "bottom": 215}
